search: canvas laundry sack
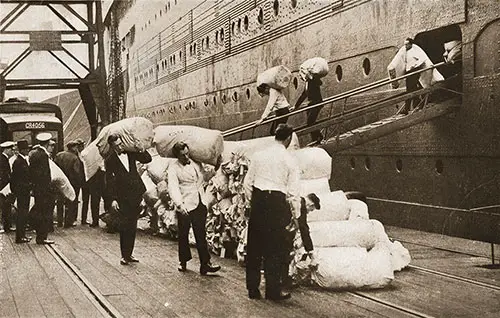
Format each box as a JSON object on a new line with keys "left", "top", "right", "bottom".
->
{"left": 290, "top": 147, "right": 331, "bottom": 180}
{"left": 154, "top": 125, "right": 223, "bottom": 166}
{"left": 299, "top": 57, "right": 329, "bottom": 80}
{"left": 49, "top": 160, "right": 76, "bottom": 201}
{"left": 95, "top": 117, "right": 154, "bottom": 158}
{"left": 256, "top": 65, "right": 292, "bottom": 90}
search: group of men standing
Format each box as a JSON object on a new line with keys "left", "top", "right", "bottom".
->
{"left": 0, "top": 133, "right": 104, "bottom": 245}
{"left": 0, "top": 133, "right": 57, "bottom": 244}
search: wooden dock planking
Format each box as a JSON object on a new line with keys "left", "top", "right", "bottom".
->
{"left": 60, "top": 228, "right": 418, "bottom": 317}
{"left": 0, "top": 235, "right": 23, "bottom": 318}
{"left": 54, "top": 232, "right": 160, "bottom": 318}
{"left": 5, "top": 236, "right": 47, "bottom": 318}
{"left": 365, "top": 268, "right": 500, "bottom": 317}
{"left": 29, "top": 243, "right": 104, "bottom": 317}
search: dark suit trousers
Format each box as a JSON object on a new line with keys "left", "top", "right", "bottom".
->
{"left": 177, "top": 201, "right": 210, "bottom": 265}
{"left": 57, "top": 187, "right": 80, "bottom": 226}
{"left": 0, "top": 194, "right": 12, "bottom": 230}
{"left": 119, "top": 201, "right": 140, "bottom": 259}
{"left": 246, "top": 187, "right": 291, "bottom": 296}
{"left": 306, "top": 102, "right": 324, "bottom": 142}
{"left": 81, "top": 182, "right": 90, "bottom": 222}
{"left": 15, "top": 193, "right": 30, "bottom": 240}
{"left": 35, "top": 192, "right": 55, "bottom": 242}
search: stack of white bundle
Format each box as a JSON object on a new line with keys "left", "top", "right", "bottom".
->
{"left": 256, "top": 65, "right": 292, "bottom": 90}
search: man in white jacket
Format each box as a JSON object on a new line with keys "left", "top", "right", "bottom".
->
{"left": 168, "top": 141, "right": 221, "bottom": 275}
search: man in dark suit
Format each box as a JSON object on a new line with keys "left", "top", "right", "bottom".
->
{"left": 104, "top": 134, "right": 152, "bottom": 265}
{"left": 0, "top": 141, "right": 15, "bottom": 233}
{"left": 54, "top": 140, "right": 84, "bottom": 227}
{"left": 11, "top": 140, "right": 32, "bottom": 243}
{"left": 29, "top": 133, "right": 55, "bottom": 244}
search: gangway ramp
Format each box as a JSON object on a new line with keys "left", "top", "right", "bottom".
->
{"left": 223, "top": 62, "right": 462, "bottom": 153}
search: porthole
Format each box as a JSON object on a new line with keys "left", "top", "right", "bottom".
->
{"left": 215, "top": 30, "right": 219, "bottom": 43}
{"left": 174, "top": 0, "right": 177, "bottom": 5}
{"left": 193, "top": 43, "right": 197, "bottom": 54}
{"left": 189, "top": 45, "right": 192, "bottom": 56}
{"left": 213, "top": 96, "right": 217, "bottom": 105}
{"left": 231, "top": 21, "right": 235, "bottom": 35}
{"left": 160, "top": 10, "right": 162, "bottom": 17}
{"left": 336, "top": 65, "right": 343, "bottom": 82}
{"left": 364, "top": 157, "right": 371, "bottom": 171}
{"left": 238, "top": 19, "right": 242, "bottom": 32}
{"left": 192, "top": 101, "right": 197, "bottom": 109}
{"left": 244, "top": 16, "right": 249, "bottom": 30}
{"left": 363, "top": 58, "right": 371, "bottom": 76}
{"left": 179, "top": 51, "right": 182, "bottom": 59}
{"left": 291, "top": 0, "right": 297, "bottom": 8}
{"left": 293, "top": 77, "right": 298, "bottom": 89}
{"left": 206, "top": 36, "right": 209, "bottom": 49}
{"left": 273, "top": 0, "right": 279, "bottom": 16}
{"left": 220, "top": 28, "right": 224, "bottom": 42}
{"left": 396, "top": 159, "right": 403, "bottom": 172}
{"left": 257, "top": 8, "right": 264, "bottom": 24}
{"left": 201, "top": 39, "right": 205, "bottom": 50}
{"left": 232, "top": 91, "right": 239, "bottom": 101}
{"left": 350, "top": 157, "right": 356, "bottom": 170}
{"left": 246, "top": 88, "right": 251, "bottom": 99}
{"left": 222, "top": 94, "right": 227, "bottom": 104}
{"left": 435, "top": 159, "right": 444, "bottom": 174}
{"left": 155, "top": 14, "right": 157, "bottom": 20}
{"left": 204, "top": 99, "right": 209, "bottom": 106}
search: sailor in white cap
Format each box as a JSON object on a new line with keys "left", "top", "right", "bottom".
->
{"left": 0, "top": 140, "right": 15, "bottom": 233}
{"left": 29, "top": 132, "right": 56, "bottom": 244}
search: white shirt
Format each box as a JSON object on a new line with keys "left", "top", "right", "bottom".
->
{"left": 118, "top": 153, "right": 129, "bottom": 172}
{"left": 167, "top": 160, "right": 206, "bottom": 212}
{"left": 260, "top": 88, "right": 290, "bottom": 119}
{"left": 243, "top": 141, "right": 301, "bottom": 217}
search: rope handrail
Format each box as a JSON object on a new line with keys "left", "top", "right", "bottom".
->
{"left": 223, "top": 61, "right": 448, "bottom": 137}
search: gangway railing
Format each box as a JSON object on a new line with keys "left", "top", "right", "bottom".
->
{"left": 222, "top": 61, "right": 452, "bottom": 140}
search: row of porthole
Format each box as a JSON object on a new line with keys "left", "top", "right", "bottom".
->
{"left": 141, "top": 0, "right": 179, "bottom": 32}
{"left": 137, "top": 56, "right": 373, "bottom": 88}
{"left": 350, "top": 157, "right": 445, "bottom": 174}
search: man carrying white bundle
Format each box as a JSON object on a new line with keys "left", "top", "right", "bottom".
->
{"left": 168, "top": 141, "right": 221, "bottom": 275}
{"left": 243, "top": 123, "right": 301, "bottom": 301}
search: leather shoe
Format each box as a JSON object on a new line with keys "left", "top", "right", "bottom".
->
{"left": 120, "top": 258, "right": 129, "bottom": 265}
{"left": 81, "top": 221, "right": 89, "bottom": 225}
{"left": 15, "top": 237, "right": 31, "bottom": 244}
{"left": 127, "top": 256, "right": 139, "bottom": 263}
{"left": 265, "top": 291, "right": 291, "bottom": 301}
{"left": 36, "top": 239, "right": 54, "bottom": 245}
{"left": 200, "top": 263, "right": 221, "bottom": 275}
{"left": 89, "top": 223, "right": 99, "bottom": 228}
{"left": 248, "top": 289, "right": 262, "bottom": 299}
{"left": 178, "top": 262, "right": 187, "bottom": 272}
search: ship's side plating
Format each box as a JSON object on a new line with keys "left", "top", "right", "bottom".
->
{"left": 104, "top": 0, "right": 500, "bottom": 242}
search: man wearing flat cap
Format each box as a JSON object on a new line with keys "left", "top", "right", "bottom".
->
{"left": 0, "top": 141, "right": 15, "bottom": 233}
{"left": 54, "top": 140, "right": 84, "bottom": 227}
{"left": 29, "top": 132, "right": 55, "bottom": 244}
{"left": 11, "top": 140, "right": 32, "bottom": 243}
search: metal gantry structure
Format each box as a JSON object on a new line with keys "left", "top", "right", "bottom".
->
{"left": 0, "top": 0, "right": 109, "bottom": 137}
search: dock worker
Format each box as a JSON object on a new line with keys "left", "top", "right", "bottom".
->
{"left": 54, "top": 140, "right": 85, "bottom": 228}
{"left": 243, "top": 123, "right": 301, "bottom": 301}
{"left": 29, "top": 132, "right": 56, "bottom": 244}
{"left": 105, "top": 134, "right": 152, "bottom": 265}
{"left": 0, "top": 141, "right": 15, "bottom": 233}
{"left": 168, "top": 141, "right": 221, "bottom": 275}
{"left": 256, "top": 84, "right": 291, "bottom": 135}
{"left": 293, "top": 73, "right": 324, "bottom": 144}
{"left": 11, "top": 140, "right": 32, "bottom": 243}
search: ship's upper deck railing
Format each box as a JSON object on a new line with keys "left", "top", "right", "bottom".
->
{"left": 222, "top": 61, "right": 450, "bottom": 139}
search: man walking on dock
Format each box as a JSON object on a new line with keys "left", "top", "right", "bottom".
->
{"left": 168, "top": 141, "right": 221, "bottom": 275}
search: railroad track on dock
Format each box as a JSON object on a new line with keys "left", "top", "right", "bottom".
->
{"left": 45, "top": 244, "right": 123, "bottom": 318}
{"left": 394, "top": 239, "right": 500, "bottom": 291}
